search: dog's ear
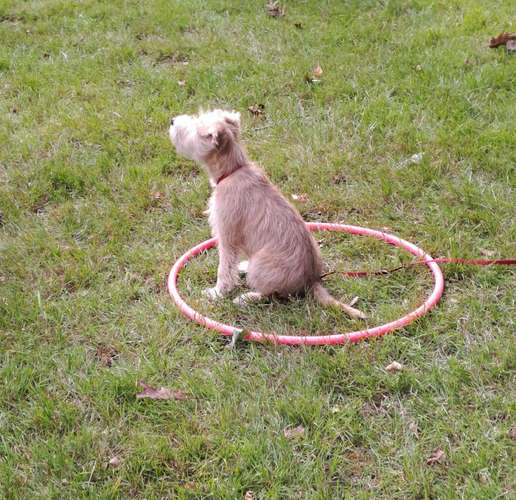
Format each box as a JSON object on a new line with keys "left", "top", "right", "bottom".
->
{"left": 222, "top": 111, "right": 241, "bottom": 138}
{"left": 198, "top": 127, "right": 216, "bottom": 146}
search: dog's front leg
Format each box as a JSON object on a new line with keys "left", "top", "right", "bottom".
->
{"left": 204, "top": 244, "right": 239, "bottom": 300}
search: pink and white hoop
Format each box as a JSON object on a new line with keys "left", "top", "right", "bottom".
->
{"left": 167, "top": 223, "right": 445, "bottom": 345}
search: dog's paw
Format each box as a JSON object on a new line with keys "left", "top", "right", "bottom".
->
{"left": 203, "top": 287, "right": 222, "bottom": 300}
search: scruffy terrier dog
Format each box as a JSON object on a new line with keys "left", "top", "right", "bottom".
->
{"left": 169, "top": 109, "right": 366, "bottom": 319}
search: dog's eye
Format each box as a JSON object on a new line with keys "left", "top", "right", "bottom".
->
{"left": 199, "top": 130, "right": 214, "bottom": 140}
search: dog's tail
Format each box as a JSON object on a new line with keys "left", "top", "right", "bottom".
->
{"left": 312, "top": 282, "right": 367, "bottom": 319}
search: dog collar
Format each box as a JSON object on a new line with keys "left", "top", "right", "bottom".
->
{"left": 216, "top": 164, "right": 244, "bottom": 185}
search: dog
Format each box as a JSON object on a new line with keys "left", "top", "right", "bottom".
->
{"left": 169, "top": 109, "right": 366, "bottom": 319}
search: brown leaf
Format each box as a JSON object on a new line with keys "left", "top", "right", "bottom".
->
{"left": 283, "top": 425, "right": 305, "bottom": 439}
{"left": 489, "top": 32, "right": 516, "bottom": 48}
{"left": 266, "top": 1, "right": 285, "bottom": 17}
{"left": 305, "top": 64, "right": 323, "bottom": 84}
{"left": 248, "top": 104, "right": 265, "bottom": 117}
{"left": 151, "top": 191, "right": 164, "bottom": 200}
{"left": 385, "top": 361, "right": 404, "bottom": 373}
{"left": 95, "top": 344, "right": 119, "bottom": 367}
{"left": 136, "top": 381, "right": 188, "bottom": 400}
{"left": 508, "top": 427, "right": 516, "bottom": 440}
{"left": 31, "top": 193, "right": 49, "bottom": 213}
{"left": 108, "top": 456, "right": 121, "bottom": 467}
{"left": 332, "top": 173, "right": 347, "bottom": 184}
{"left": 426, "top": 449, "right": 445, "bottom": 465}
{"left": 244, "top": 491, "right": 254, "bottom": 500}
{"left": 313, "top": 64, "right": 323, "bottom": 78}
{"left": 479, "top": 470, "right": 490, "bottom": 484}
{"left": 155, "top": 52, "right": 189, "bottom": 65}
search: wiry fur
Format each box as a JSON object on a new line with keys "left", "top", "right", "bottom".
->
{"left": 169, "top": 109, "right": 366, "bottom": 319}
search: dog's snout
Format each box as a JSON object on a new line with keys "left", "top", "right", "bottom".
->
{"left": 170, "top": 118, "right": 175, "bottom": 126}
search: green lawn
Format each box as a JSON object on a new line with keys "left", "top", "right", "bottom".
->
{"left": 1, "top": 0, "right": 515, "bottom": 497}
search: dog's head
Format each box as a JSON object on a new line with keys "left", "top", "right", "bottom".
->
{"left": 169, "top": 109, "right": 241, "bottom": 162}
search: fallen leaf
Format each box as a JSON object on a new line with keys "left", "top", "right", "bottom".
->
{"left": 136, "top": 381, "right": 188, "bottom": 400}
{"left": 266, "top": 1, "right": 285, "bottom": 17}
{"left": 479, "top": 470, "right": 490, "bottom": 484}
{"left": 151, "top": 191, "right": 164, "bottom": 200}
{"left": 409, "top": 421, "right": 419, "bottom": 437}
{"left": 508, "top": 427, "right": 516, "bottom": 440}
{"left": 248, "top": 104, "right": 265, "bottom": 117}
{"left": 304, "top": 64, "right": 323, "bottom": 84}
{"left": 283, "top": 425, "right": 305, "bottom": 439}
{"left": 385, "top": 361, "right": 404, "bottom": 372}
{"left": 95, "top": 344, "right": 119, "bottom": 367}
{"left": 291, "top": 193, "right": 308, "bottom": 202}
{"left": 332, "top": 173, "right": 347, "bottom": 184}
{"left": 31, "top": 193, "right": 49, "bottom": 213}
{"left": 489, "top": 32, "right": 516, "bottom": 48}
{"left": 313, "top": 64, "right": 323, "bottom": 78}
{"left": 156, "top": 53, "right": 189, "bottom": 65}
{"left": 244, "top": 491, "right": 254, "bottom": 500}
{"left": 177, "top": 80, "right": 186, "bottom": 86}
{"left": 108, "top": 456, "right": 121, "bottom": 467}
{"left": 426, "top": 449, "right": 445, "bottom": 465}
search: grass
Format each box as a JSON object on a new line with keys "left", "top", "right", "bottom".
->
{"left": 1, "top": 0, "right": 515, "bottom": 497}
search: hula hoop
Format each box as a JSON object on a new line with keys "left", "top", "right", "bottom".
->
{"left": 167, "top": 223, "right": 445, "bottom": 345}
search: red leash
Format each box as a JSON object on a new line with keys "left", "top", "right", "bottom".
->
{"left": 326, "top": 258, "right": 516, "bottom": 279}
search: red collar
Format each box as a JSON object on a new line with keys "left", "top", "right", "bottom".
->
{"left": 215, "top": 164, "right": 244, "bottom": 185}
